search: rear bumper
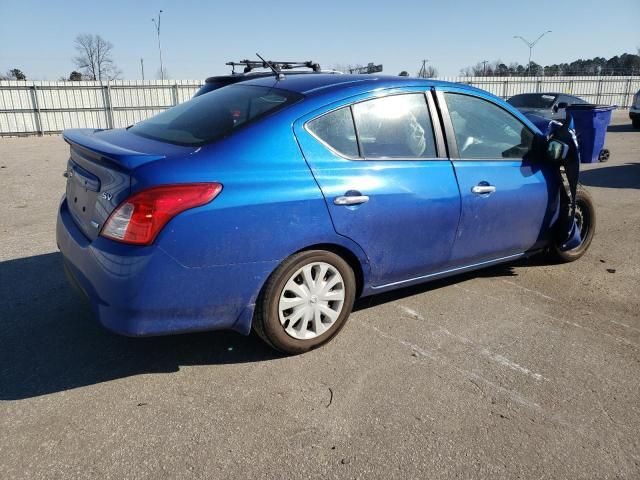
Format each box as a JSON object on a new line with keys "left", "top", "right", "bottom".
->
{"left": 56, "top": 197, "right": 278, "bottom": 336}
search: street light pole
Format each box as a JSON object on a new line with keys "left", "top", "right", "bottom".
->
{"left": 152, "top": 10, "right": 164, "bottom": 80}
{"left": 513, "top": 30, "right": 551, "bottom": 76}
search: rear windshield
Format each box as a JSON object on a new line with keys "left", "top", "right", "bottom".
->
{"left": 507, "top": 94, "right": 557, "bottom": 109}
{"left": 130, "top": 84, "right": 303, "bottom": 146}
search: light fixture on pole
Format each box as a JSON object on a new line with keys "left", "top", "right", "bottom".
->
{"left": 513, "top": 30, "right": 551, "bottom": 76}
{"left": 152, "top": 10, "right": 164, "bottom": 80}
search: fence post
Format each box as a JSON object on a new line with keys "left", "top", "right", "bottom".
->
{"left": 173, "top": 82, "right": 179, "bottom": 106}
{"left": 502, "top": 80, "right": 508, "bottom": 99}
{"left": 30, "top": 84, "right": 43, "bottom": 136}
{"left": 596, "top": 78, "right": 603, "bottom": 105}
{"left": 103, "top": 82, "right": 114, "bottom": 129}
{"left": 624, "top": 77, "right": 632, "bottom": 107}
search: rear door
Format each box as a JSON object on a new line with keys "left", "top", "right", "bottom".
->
{"left": 294, "top": 90, "right": 461, "bottom": 287}
{"left": 436, "top": 88, "right": 559, "bottom": 267}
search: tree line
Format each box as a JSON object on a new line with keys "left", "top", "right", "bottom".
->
{"left": 3, "top": 42, "right": 639, "bottom": 81}
{"left": 460, "top": 52, "right": 640, "bottom": 77}
{"left": 1, "top": 34, "right": 125, "bottom": 81}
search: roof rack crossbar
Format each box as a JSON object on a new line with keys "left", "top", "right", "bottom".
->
{"left": 226, "top": 59, "right": 321, "bottom": 74}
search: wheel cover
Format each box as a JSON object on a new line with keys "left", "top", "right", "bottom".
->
{"left": 278, "top": 261, "right": 345, "bottom": 340}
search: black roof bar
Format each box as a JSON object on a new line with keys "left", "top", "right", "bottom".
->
{"left": 226, "top": 59, "right": 321, "bottom": 74}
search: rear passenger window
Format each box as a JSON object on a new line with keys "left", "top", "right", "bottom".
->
{"left": 352, "top": 94, "right": 437, "bottom": 158}
{"left": 306, "top": 107, "right": 359, "bottom": 157}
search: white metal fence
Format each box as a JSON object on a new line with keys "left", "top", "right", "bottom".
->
{"left": 0, "top": 80, "right": 202, "bottom": 136}
{"left": 442, "top": 75, "right": 640, "bottom": 107}
{"left": 1, "top": 76, "right": 638, "bottom": 136}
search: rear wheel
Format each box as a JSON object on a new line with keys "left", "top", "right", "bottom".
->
{"left": 253, "top": 250, "right": 356, "bottom": 354}
{"left": 550, "top": 186, "right": 596, "bottom": 263}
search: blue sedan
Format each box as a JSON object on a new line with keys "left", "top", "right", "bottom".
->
{"left": 56, "top": 74, "right": 595, "bottom": 353}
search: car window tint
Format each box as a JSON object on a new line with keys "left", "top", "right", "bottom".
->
{"left": 508, "top": 94, "right": 557, "bottom": 109}
{"left": 445, "top": 93, "right": 534, "bottom": 160}
{"left": 306, "top": 107, "right": 359, "bottom": 157}
{"left": 130, "top": 85, "right": 302, "bottom": 146}
{"left": 566, "top": 95, "right": 587, "bottom": 105}
{"left": 352, "top": 94, "right": 437, "bottom": 158}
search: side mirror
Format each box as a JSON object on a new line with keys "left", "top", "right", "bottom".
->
{"left": 554, "top": 102, "right": 568, "bottom": 113}
{"left": 547, "top": 139, "right": 569, "bottom": 162}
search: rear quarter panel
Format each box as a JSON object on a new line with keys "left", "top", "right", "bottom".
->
{"left": 131, "top": 115, "right": 370, "bottom": 274}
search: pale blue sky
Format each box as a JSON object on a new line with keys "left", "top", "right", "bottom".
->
{"left": 0, "top": 0, "right": 638, "bottom": 80}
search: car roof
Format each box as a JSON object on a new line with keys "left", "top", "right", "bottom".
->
{"left": 238, "top": 74, "right": 467, "bottom": 97}
{"left": 511, "top": 92, "right": 560, "bottom": 97}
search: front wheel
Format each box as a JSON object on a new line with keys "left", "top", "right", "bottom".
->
{"left": 550, "top": 186, "right": 596, "bottom": 263}
{"left": 253, "top": 250, "right": 356, "bottom": 354}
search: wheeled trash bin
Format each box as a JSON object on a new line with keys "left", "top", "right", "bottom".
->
{"left": 565, "top": 104, "right": 616, "bottom": 163}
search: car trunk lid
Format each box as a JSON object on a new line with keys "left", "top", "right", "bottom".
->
{"left": 62, "top": 128, "right": 193, "bottom": 241}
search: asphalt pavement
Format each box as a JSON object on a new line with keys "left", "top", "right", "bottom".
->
{"left": 0, "top": 111, "right": 638, "bottom": 479}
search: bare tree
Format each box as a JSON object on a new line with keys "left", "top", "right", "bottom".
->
{"left": 417, "top": 65, "right": 438, "bottom": 78}
{"left": 0, "top": 68, "right": 27, "bottom": 80}
{"left": 73, "top": 34, "right": 121, "bottom": 81}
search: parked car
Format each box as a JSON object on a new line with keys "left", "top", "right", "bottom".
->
{"left": 57, "top": 74, "right": 595, "bottom": 354}
{"left": 630, "top": 89, "right": 640, "bottom": 129}
{"left": 507, "top": 92, "right": 588, "bottom": 121}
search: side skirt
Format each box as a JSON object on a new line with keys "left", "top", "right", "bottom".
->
{"left": 364, "top": 249, "right": 544, "bottom": 296}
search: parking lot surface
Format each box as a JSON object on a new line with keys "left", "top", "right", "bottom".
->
{"left": 1, "top": 112, "right": 639, "bottom": 479}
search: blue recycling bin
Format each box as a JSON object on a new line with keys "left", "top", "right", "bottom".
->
{"left": 566, "top": 104, "right": 616, "bottom": 163}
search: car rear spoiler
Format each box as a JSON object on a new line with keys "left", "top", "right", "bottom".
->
{"left": 63, "top": 129, "right": 166, "bottom": 170}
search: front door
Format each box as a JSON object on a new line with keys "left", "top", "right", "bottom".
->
{"left": 437, "top": 89, "right": 559, "bottom": 267}
{"left": 294, "top": 91, "right": 461, "bottom": 287}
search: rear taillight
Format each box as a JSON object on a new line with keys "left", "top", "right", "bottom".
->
{"left": 101, "top": 183, "right": 222, "bottom": 245}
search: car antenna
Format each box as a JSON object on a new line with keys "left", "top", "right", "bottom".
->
{"left": 256, "top": 53, "right": 285, "bottom": 80}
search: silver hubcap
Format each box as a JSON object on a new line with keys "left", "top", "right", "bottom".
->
{"left": 278, "top": 261, "right": 345, "bottom": 340}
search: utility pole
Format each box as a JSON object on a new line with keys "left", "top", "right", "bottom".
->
{"left": 513, "top": 30, "right": 551, "bottom": 77}
{"left": 140, "top": 58, "right": 145, "bottom": 80}
{"left": 417, "top": 59, "right": 429, "bottom": 78}
{"left": 481, "top": 60, "right": 489, "bottom": 76}
{"left": 152, "top": 10, "right": 164, "bottom": 80}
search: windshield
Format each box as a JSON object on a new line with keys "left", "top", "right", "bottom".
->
{"left": 130, "top": 85, "right": 303, "bottom": 146}
{"left": 507, "top": 94, "right": 557, "bottom": 109}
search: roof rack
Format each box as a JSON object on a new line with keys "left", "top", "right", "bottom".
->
{"left": 226, "top": 59, "right": 321, "bottom": 74}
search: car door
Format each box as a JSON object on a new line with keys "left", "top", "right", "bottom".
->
{"left": 294, "top": 90, "right": 461, "bottom": 288}
{"left": 436, "top": 88, "right": 559, "bottom": 267}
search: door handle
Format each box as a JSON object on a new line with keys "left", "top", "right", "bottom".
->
{"left": 471, "top": 184, "right": 496, "bottom": 195}
{"left": 334, "top": 195, "right": 369, "bottom": 206}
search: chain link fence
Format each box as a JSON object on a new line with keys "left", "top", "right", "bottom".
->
{"left": 1, "top": 76, "right": 638, "bottom": 136}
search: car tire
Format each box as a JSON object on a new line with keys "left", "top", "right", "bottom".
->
{"left": 253, "top": 250, "right": 356, "bottom": 354}
{"left": 632, "top": 118, "right": 640, "bottom": 129}
{"left": 550, "top": 186, "right": 596, "bottom": 263}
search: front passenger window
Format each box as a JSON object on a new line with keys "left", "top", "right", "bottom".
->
{"left": 445, "top": 93, "right": 534, "bottom": 160}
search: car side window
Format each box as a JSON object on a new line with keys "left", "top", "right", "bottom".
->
{"left": 306, "top": 107, "right": 359, "bottom": 157}
{"left": 565, "top": 95, "right": 587, "bottom": 105}
{"left": 352, "top": 94, "right": 437, "bottom": 158}
{"left": 444, "top": 93, "right": 534, "bottom": 160}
